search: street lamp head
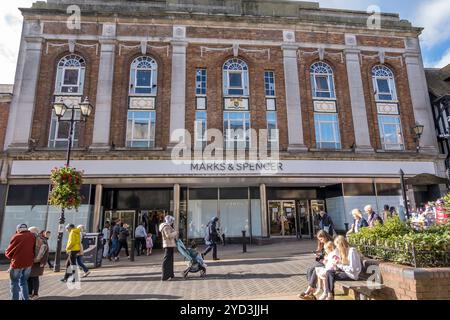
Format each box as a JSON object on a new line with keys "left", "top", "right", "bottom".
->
{"left": 79, "top": 97, "right": 93, "bottom": 118}
{"left": 412, "top": 123, "right": 424, "bottom": 139}
{"left": 53, "top": 101, "right": 67, "bottom": 119}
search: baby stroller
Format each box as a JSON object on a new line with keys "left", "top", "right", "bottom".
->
{"left": 176, "top": 239, "right": 206, "bottom": 279}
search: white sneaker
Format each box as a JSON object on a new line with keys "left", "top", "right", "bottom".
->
{"left": 318, "top": 293, "right": 327, "bottom": 300}
{"left": 82, "top": 271, "right": 91, "bottom": 278}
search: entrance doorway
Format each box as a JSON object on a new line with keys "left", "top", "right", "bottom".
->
{"left": 268, "top": 200, "right": 297, "bottom": 237}
{"left": 297, "top": 200, "right": 312, "bottom": 239}
{"left": 105, "top": 210, "right": 136, "bottom": 247}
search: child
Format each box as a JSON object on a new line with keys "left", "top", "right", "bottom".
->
{"left": 314, "top": 241, "right": 340, "bottom": 299}
{"left": 188, "top": 241, "right": 207, "bottom": 268}
{"left": 146, "top": 233, "right": 153, "bottom": 256}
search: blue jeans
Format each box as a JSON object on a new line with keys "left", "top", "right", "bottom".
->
{"left": 76, "top": 256, "right": 89, "bottom": 273}
{"left": 109, "top": 238, "right": 118, "bottom": 258}
{"left": 10, "top": 267, "right": 31, "bottom": 300}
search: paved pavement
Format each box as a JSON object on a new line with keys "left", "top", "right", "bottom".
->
{"left": 0, "top": 241, "right": 348, "bottom": 300}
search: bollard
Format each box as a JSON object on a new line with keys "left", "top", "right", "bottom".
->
{"left": 223, "top": 233, "right": 226, "bottom": 246}
{"left": 242, "top": 230, "right": 247, "bottom": 253}
{"left": 130, "top": 239, "right": 135, "bottom": 262}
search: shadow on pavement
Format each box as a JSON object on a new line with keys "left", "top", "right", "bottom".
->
{"left": 38, "top": 293, "right": 181, "bottom": 300}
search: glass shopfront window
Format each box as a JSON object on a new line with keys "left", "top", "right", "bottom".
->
{"left": 219, "top": 188, "right": 249, "bottom": 238}
{"left": 250, "top": 188, "right": 262, "bottom": 237}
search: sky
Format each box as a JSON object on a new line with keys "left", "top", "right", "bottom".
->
{"left": 0, "top": 0, "right": 449, "bottom": 84}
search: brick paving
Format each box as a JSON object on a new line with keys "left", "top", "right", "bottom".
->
{"left": 0, "top": 241, "right": 347, "bottom": 300}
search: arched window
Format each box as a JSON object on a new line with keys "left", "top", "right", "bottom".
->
{"left": 55, "top": 54, "right": 86, "bottom": 94}
{"left": 372, "top": 65, "right": 397, "bottom": 101}
{"left": 223, "top": 58, "right": 249, "bottom": 96}
{"left": 310, "top": 62, "right": 335, "bottom": 99}
{"left": 129, "top": 56, "right": 158, "bottom": 95}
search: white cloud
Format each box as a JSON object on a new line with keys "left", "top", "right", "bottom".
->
{"left": 434, "top": 49, "right": 450, "bottom": 69}
{"left": 415, "top": 0, "right": 450, "bottom": 49}
{"left": 0, "top": 1, "right": 35, "bottom": 84}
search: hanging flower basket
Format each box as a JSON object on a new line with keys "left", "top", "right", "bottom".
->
{"left": 48, "top": 166, "right": 83, "bottom": 210}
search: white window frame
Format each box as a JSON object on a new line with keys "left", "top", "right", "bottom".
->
{"left": 372, "top": 65, "right": 398, "bottom": 102}
{"left": 130, "top": 56, "right": 158, "bottom": 96}
{"left": 126, "top": 110, "right": 156, "bottom": 148}
{"left": 196, "top": 69, "right": 207, "bottom": 96}
{"left": 223, "top": 111, "right": 251, "bottom": 150}
{"left": 266, "top": 110, "right": 279, "bottom": 145}
{"left": 310, "top": 62, "right": 335, "bottom": 100}
{"left": 223, "top": 58, "right": 249, "bottom": 97}
{"left": 194, "top": 111, "right": 207, "bottom": 150}
{"left": 55, "top": 54, "right": 86, "bottom": 95}
{"left": 378, "top": 114, "right": 404, "bottom": 151}
{"left": 264, "top": 71, "right": 276, "bottom": 97}
{"left": 48, "top": 110, "right": 80, "bottom": 148}
{"left": 314, "top": 112, "right": 342, "bottom": 150}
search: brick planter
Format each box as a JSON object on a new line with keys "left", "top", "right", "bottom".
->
{"left": 376, "top": 262, "right": 450, "bottom": 300}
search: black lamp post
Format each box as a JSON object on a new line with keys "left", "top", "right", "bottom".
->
{"left": 399, "top": 169, "right": 410, "bottom": 220}
{"left": 52, "top": 97, "right": 93, "bottom": 272}
{"left": 412, "top": 123, "right": 424, "bottom": 153}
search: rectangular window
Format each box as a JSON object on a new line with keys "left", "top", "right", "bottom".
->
{"left": 314, "top": 113, "right": 341, "bottom": 149}
{"left": 61, "top": 69, "right": 80, "bottom": 93}
{"left": 48, "top": 110, "right": 80, "bottom": 148}
{"left": 264, "top": 71, "right": 275, "bottom": 97}
{"left": 135, "top": 70, "right": 152, "bottom": 94}
{"left": 312, "top": 74, "right": 335, "bottom": 99}
{"left": 378, "top": 115, "right": 404, "bottom": 150}
{"left": 224, "top": 111, "right": 251, "bottom": 150}
{"left": 194, "top": 111, "right": 207, "bottom": 150}
{"left": 266, "top": 111, "right": 278, "bottom": 146}
{"left": 227, "top": 72, "right": 244, "bottom": 96}
{"left": 126, "top": 110, "right": 156, "bottom": 148}
{"left": 196, "top": 69, "right": 207, "bottom": 96}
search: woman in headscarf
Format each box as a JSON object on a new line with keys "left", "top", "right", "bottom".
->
{"left": 202, "top": 217, "right": 220, "bottom": 261}
{"left": 159, "top": 215, "right": 178, "bottom": 281}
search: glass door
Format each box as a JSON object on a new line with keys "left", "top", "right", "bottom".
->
{"left": 310, "top": 200, "right": 326, "bottom": 237}
{"left": 105, "top": 210, "right": 137, "bottom": 247}
{"left": 297, "top": 200, "right": 312, "bottom": 239}
{"left": 268, "top": 200, "right": 297, "bottom": 237}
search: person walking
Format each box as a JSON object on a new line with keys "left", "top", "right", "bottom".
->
{"left": 102, "top": 221, "right": 111, "bottom": 259}
{"left": 5, "top": 224, "right": 36, "bottom": 300}
{"left": 135, "top": 223, "right": 147, "bottom": 256}
{"left": 159, "top": 215, "right": 178, "bottom": 281}
{"left": 61, "top": 224, "right": 81, "bottom": 283}
{"left": 108, "top": 220, "right": 119, "bottom": 261}
{"left": 346, "top": 209, "right": 369, "bottom": 237}
{"left": 146, "top": 233, "right": 154, "bottom": 256}
{"left": 43, "top": 231, "right": 54, "bottom": 270}
{"left": 202, "top": 217, "right": 220, "bottom": 261}
{"left": 76, "top": 225, "right": 90, "bottom": 278}
{"left": 28, "top": 229, "right": 49, "bottom": 300}
{"left": 364, "top": 205, "right": 384, "bottom": 228}
{"left": 382, "top": 205, "right": 392, "bottom": 221}
{"left": 318, "top": 211, "right": 334, "bottom": 236}
{"left": 114, "top": 223, "right": 130, "bottom": 261}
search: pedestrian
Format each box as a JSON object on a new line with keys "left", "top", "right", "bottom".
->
{"left": 114, "top": 223, "right": 130, "bottom": 261}
{"left": 135, "top": 222, "right": 147, "bottom": 256}
{"left": 5, "top": 223, "right": 36, "bottom": 300}
{"left": 43, "top": 231, "right": 54, "bottom": 269}
{"left": 323, "top": 236, "right": 362, "bottom": 300}
{"left": 102, "top": 221, "right": 110, "bottom": 259}
{"left": 146, "top": 233, "right": 154, "bottom": 256}
{"left": 364, "top": 205, "right": 384, "bottom": 227}
{"left": 318, "top": 211, "right": 334, "bottom": 236}
{"left": 159, "top": 215, "right": 178, "bottom": 281}
{"left": 382, "top": 204, "right": 392, "bottom": 221}
{"left": 28, "top": 229, "right": 50, "bottom": 300}
{"left": 61, "top": 224, "right": 81, "bottom": 283}
{"left": 108, "top": 220, "right": 119, "bottom": 261}
{"left": 202, "top": 217, "right": 220, "bottom": 261}
{"left": 346, "top": 209, "right": 369, "bottom": 237}
{"left": 76, "top": 225, "right": 90, "bottom": 278}
{"left": 299, "top": 230, "right": 334, "bottom": 300}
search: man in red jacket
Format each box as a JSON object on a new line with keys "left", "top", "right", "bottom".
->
{"left": 5, "top": 224, "right": 36, "bottom": 300}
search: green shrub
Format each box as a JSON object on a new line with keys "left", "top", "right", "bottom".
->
{"left": 348, "top": 217, "right": 450, "bottom": 267}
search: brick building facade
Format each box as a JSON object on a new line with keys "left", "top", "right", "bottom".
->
{"left": 0, "top": 0, "right": 446, "bottom": 250}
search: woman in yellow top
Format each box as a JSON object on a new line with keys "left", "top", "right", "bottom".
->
{"left": 61, "top": 224, "right": 81, "bottom": 283}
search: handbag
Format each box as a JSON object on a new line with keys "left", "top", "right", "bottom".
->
{"left": 323, "top": 226, "right": 330, "bottom": 233}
